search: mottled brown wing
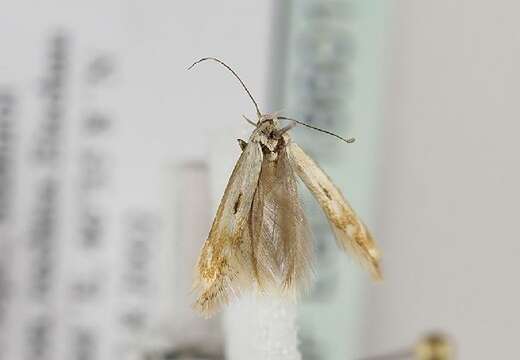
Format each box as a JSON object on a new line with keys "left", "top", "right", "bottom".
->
{"left": 287, "top": 142, "right": 382, "bottom": 280}
{"left": 249, "top": 147, "right": 314, "bottom": 296}
{"left": 194, "top": 141, "right": 263, "bottom": 316}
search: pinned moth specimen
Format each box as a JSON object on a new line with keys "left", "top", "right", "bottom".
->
{"left": 189, "top": 57, "right": 381, "bottom": 317}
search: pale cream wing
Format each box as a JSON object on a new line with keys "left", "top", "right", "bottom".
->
{"left": 287, "top": 142, "right": 382, "bottom": 280}
{"left": 194, "top": 141, "right": 263, "bottom": 316}
{"left": 250, "top": 147, "right": 313, "bottom": 295}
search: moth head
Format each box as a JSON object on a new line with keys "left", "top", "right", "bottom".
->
{"left": 257, "top": 113, "right": 291, "bottom": 143}
{"left": 258, "top": 113, "right": 279, "bottom": 126}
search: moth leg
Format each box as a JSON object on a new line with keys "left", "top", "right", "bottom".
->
{"left": 237, "top": 139, "right": 248, "bottom": 151}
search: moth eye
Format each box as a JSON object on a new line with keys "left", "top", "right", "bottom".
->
{"left": 233, "top": 193, "right": 242, "bottom": 214}
{"left": 321, "top": 185, "right": 332, "bottom": 200}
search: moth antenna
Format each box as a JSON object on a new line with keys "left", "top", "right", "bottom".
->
{"left": 241, "top": 115, "right": 257, "bottom": 127}
{"left": 187, "top": 57, "right": 262, "bottom": 118}
{"left": 278, "top": 116, "right": 356, "bottom": 144}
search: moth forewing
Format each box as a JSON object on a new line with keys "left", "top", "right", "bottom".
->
{"left": 287, "top": 142, "right": 382, "bottom": 280}
{"left": 194, "top": 141, "right": 263, "bottom": 316}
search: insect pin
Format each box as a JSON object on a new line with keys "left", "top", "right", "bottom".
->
{"left": 188, "top": 57, "right": 382, "bottom": 317}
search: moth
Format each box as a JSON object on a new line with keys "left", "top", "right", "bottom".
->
{"left": 189, "top": 57, "right": 381, "bottom": 317}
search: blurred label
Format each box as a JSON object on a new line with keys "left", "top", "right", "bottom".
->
{"left": 0, "top": 91, "right": 14, "bottom": 226}
{"left": 0, "top": 29, "right": 176, "bottom": 360}
{"left": 0, "top": 90, "right": 15, "bottom": 360}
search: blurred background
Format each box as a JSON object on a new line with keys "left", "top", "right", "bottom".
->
{"left": 0, "top": 1, "right": 519, "bottom": 359}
